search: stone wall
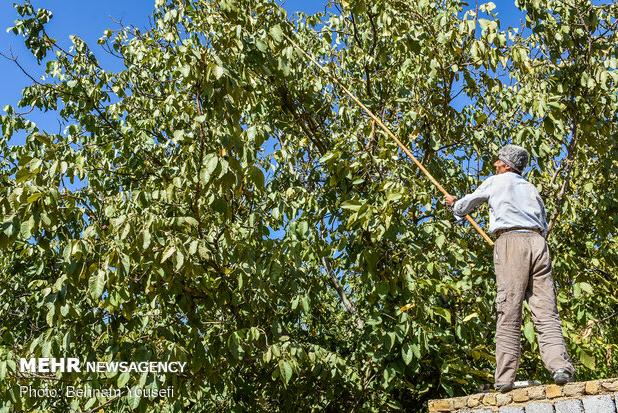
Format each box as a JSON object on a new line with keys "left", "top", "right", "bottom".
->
{"left": 428, "top": 378, "right": 618, "bottom": 413}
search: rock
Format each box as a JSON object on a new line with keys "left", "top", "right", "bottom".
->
{"left": 585, "top": 380, "right": 600, "bottom": 395}
{"left": 468, "top": 394, "right": 482, "bottom": 408}
{"left": 546, "top": 385, "right": 563, "bottom": 399}
{"left": 428, "top": 399, "right": 453, "bottom": 412}
{"left": 581, "top": 394, "right": 616, "bottom": 413}
{"left": 483, "top": 393, "right": 497, "bottom": 406}
{"left": 525, "top": 402, "right": 554, "bottom": 413}
{"left": 527, "top": 386, "right": 545, "bottom": 400}
{"left": 496, "top": 393, "right": 513, "bottom": 406}
{"left": 601, "top": 380, "right": 618, "bottom": 392}
{"left": 512, "top": 388, "right": 529, "bottom": 403}
{"left": 498, "top": 406, "right": 524, "bottom": 413}
{"left": 563, "top": 382, "right": 586, "bottom": 397}
{"left": 460, "top": 409, "right": 492, "bottom": 413}
{"left": 453, "top": 396, "right": 468, "bottom": 409}
{"left": 426, "top": 379, "right": 618, "bottom": 413}
{"left": 555, "top": 399, "right": 584, "bottom": 413}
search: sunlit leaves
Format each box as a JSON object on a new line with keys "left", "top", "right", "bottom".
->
{"left": 88, "top": 270, "right": 105, "bottom": 300}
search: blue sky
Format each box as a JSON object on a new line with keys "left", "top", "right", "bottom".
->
{"left": 0, "top": 1, "right": 529, "bottom": 139}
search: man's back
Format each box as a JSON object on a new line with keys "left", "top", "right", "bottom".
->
{"left": 453, "top": 172, "right": 548, "bottom": 236}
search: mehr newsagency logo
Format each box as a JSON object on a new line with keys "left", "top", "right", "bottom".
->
{"left": 18, "top": 358, "right": 184, "bottom": 399}
{"left": 20, "top": 357, "right": 186, "bottom": 373}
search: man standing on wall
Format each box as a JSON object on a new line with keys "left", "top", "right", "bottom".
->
{"left": 444, "top": 144, "right": 575, "bottom": 393}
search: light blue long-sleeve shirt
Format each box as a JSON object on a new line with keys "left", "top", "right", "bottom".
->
{"left": 453, "top": 172, "right": 548, "bottom": 237}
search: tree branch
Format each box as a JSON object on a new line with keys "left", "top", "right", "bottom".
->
{"left": 547, "top": 123, "right": 579, "bottom": 236}
{"left": 321, "top": 256, "right": 364, "bottom": 330}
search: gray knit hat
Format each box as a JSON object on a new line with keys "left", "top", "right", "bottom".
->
{"left": 497, "top": 144, "right": 529, "bottom": 173}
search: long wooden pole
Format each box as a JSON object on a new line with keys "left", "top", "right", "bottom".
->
{"left": 281, "top": 32, "right": 495, "bottom": 247}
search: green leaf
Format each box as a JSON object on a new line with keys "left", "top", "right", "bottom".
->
{"left": 578, "top": 282, "right": 593, "bottom": 295}
{"left": 436, "top": 234, "right": 446, "bottom": 248}
{"left": 297, "top": 221, "right": 309, "bottom": 236}
{"left": 411, "top": 343, "right": 421, "bottom": 359}
{"left": 248, "top": 166, "right": 265, "bottom": 190}
{"left": 127, "top": 387, "right": 141, "bottom": 409}
{"left": 60, "top": 303, "right": 69, "bottom": 317}
{"left": 174, "top": 249, "right": 184, "bottom": 270}
{"left": 255, "top": 39, "right": 267, "bottom": 52}
{"left": 44, "top": 302, "right": 56, "bottom": 326}
{"left": 386, "top": 192, "right": 402, "bottom": 202}
{"left": 441, "top": 381, "right": 454, "bottom": 397}
{"left": 179, "top": 65, "right": 190, "bottom": 78}
{"left": 301, "top": 296, "right": 310, "bottom": 313}
{"left": 89, "top": 270, "right": 105, "bottom": 299}
{"left": 278, "top": 360, "right": 292, "bottom": 385}
{"left": 427, "top": 262, "right": 435, "bottom": 275}
{"left": 117, "top": 371, "right": 130, "bottom": 387}
{"left": 161, "top": 245, "right": 176, "bottom": 263}
{"left": 375, "top": 281, "right": 389, "bottom": 298}
{"left": 341, "top": 200, "right": 362, "bottom": 211}
{"left": 142, "top": 229, "right": 151, "bottom": 249}
{"left": 463, "top": 312, "right": 479, "bottom": 322}
{"left": 183, "top": 217, "right": 199, "bottom": 227}
{"left": 580, "top": 351, "right": 595, "bottom": 370}
{"left": 200, "top": 154, "right": 218, "bottom": 184}
{"left": 228, "top": 332, "right": 244, "bottom": 360}
{"left": 433, "top": 307, "right": 451, "bottom": 323}
{"left": 402, "top": 342, "right": 413, "bottom": 365}
{"left": 173, "top": 130, "right": 185, "bottom": 142}
{"left": 384, "top": 332, "right": 396, "bottom": 351}
{"left": 83, "top": 398, "right": 97, "bottom": 410}
{"left": 479, "top": 2, "right": 496, "bottom": 12}
{"left": 19, "top": 217, "right": 34, "bottom": 239}
{"left": 213, "top": 65, "right": 225, "bottom": 79}
{"left": 27, "top": 192, "right": 42, "bottom": 203}
{"left": 523, "top": 320, "right": 535, "bottom": 344}
{"left": 270, "top": 25, "right": 284, "bottom": 43}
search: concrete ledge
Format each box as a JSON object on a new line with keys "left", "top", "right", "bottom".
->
{"left": 428, "top": 378, "right": 618, "bottom": 412}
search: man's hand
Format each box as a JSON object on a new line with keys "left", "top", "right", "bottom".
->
{"left": 445, "top": 194, "right": 457, "bottom": 207}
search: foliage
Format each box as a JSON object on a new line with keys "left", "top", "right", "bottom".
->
{"left": 0, "top": 0, "right": 616, "bottom": 411}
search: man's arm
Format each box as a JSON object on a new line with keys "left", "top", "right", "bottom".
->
{"left": 445, "top": 176, "right": 494, "bottom": 218}
{"left": 538, "top": 194, "right": 549, "bottom": 238}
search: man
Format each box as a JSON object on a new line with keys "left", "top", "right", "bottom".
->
{"left": 444, "top": 144, "right": 574, "bottom": 393}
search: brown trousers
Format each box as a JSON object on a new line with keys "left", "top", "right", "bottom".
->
{"left": 493, "top": 231, "right": 574, "bottom": 384}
